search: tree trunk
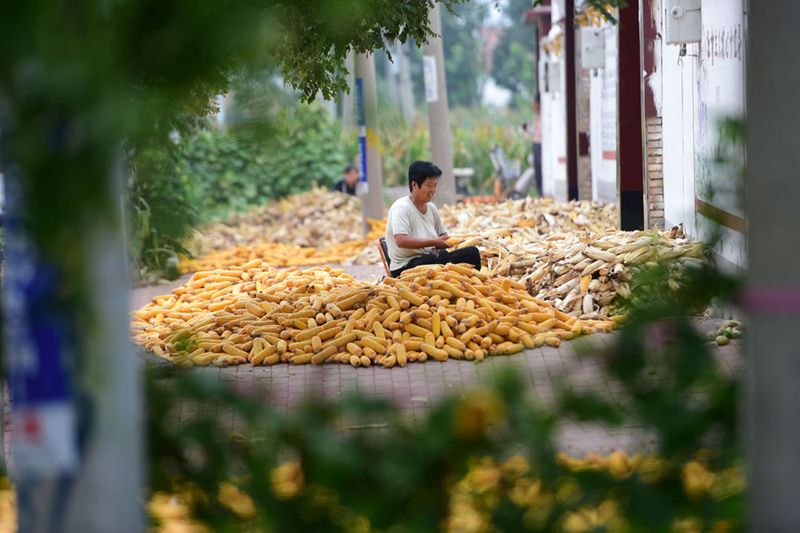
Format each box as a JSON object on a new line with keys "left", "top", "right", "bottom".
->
{"left": 397, "top": 41, "right": 416, "bottom": 125}
{"left": 354, "top": 53, "right": 385, "bottom": 229}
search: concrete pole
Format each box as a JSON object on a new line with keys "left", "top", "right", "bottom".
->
{"left": 354, "top": 53, "right": 385, "bottom": 229}
{"left": 2, "top": 154, "right": 142, "bottom": 532}
{"left": 64, "top": 154, "right": 142, "bottom": 532}
{"left": 746, "top": 1, "right": 800, "bottom": 529}
{"left": 423, "top": 2, "right": 456, "bottom": 207}
{"left": 341, "top": 51, "right": 356, "bottom": 135}
{"left": 397, "top": 41, "right": 417, "bottom": 124}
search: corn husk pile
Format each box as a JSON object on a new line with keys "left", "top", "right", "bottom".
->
{"left": 446, "top": 228, "right": 705, "bottom": 319}
{"left": 180, "top": 220, "right": 385, "bottom": 274}
{"left": 191, "top": 187, "right": 366, "bottom": 255}
{"left": 132, "top": 263, "right": 616, "bottom": 368}
{"left": 346, "top": 197, "right": 618, "bottom": 266}
{"left": 180, "top": 185, "right": 387, "bottom": 273}
{"left": 439, "top": 197, "right": 618, "bottom": 235}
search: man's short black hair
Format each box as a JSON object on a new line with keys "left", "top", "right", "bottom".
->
{"left": 344, "top": 164, "right": 358, "bottom": 174}
{"left": 408, "top": 160, "right": 442, "bottom": 192}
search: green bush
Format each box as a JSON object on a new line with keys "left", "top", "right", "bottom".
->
{"left": 451, "top": 107, "right": 531, "bottom": 195}
{"left": 378, "top": 112, "right": 431, "bottom": 188}
{"left": 128, "top": 142, "right": 198, "bottom": 280}
{"left": 378, "top": 107, "right": 532, "bottom": 195}
{"left": 178, "top": 103, "right": 350, "bottom": 221}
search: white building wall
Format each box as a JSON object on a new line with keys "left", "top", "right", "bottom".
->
{"left": 658, "top": 0, "right": 747, "bottom": 268}
{"left": 539, "top": 48, "right": 556, "bottom": 198}
{"left": 695, "top": 0, "right": 747, "bottom": 268}
{"left": 552, "top": 54, "right": 568, "bottom": 201}
{"left": 590, "top": 64, "right": 603, "bottom": 200}
{"left": 589, "top": 23, "right": 619, "bottom": 203}
{"left": 540, "top": 43, "right": 568, "bottom": 201}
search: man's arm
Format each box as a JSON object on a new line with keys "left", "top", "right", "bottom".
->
{"left": 395, "top": 234, "right": 449, "bottom": 250}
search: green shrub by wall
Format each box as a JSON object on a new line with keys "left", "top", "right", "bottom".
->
{"left": 179, "top": 104, "right": 350, "bottom": 221}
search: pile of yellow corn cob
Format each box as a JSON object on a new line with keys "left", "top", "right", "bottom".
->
{"left": 132, "top": 264, "right": 616, "bottom": 368}
{"left": 181, "top": 216, "right": 386, "bottom": 274}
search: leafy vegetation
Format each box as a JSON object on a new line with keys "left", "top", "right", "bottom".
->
{"left": 179, "top": 103, "right": 349, "bottom": 221}
{"left": 492, "top": 0, "right": 539, "bottom": 106}
{"left": 378, "top": 107, "right": 531, "bottom": 194}
{"left": 0, "top": 0, "right": 466, "bottom": 302}
{"left": 441, "top": 0, "right": 489, "bottom": 108}
{"left": 128, "top": 141, "right": 198, "bottom": 279}
{"left": 126, "top": 99, "right": 350, "bottom": 277}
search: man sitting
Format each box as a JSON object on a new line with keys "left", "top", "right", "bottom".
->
{"left": 333, "top": 164, "right": 359, "bottom": 196}
{"left": 386, "top": 160, "right": 481, "bottom": 277}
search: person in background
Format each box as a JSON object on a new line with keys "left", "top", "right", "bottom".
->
{"left": 532, "top": 96, "right": 543, "bottom": 197}
{"left": 333, "top": 164, "right": 359, "bottom": 195}
{"left": 386, "top": 160, "right": 481, "bottom": 277}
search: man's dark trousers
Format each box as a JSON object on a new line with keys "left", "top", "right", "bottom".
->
{"left": 390, "top": 246, "right": 481, "bottom": 278}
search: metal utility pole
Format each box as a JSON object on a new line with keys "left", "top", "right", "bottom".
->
{"left": 422, "top": 2, "right": 456, "bottom": 207}
{"left": 746, "top": 1, "right": 800, "bottom": 530}
{"left": 564, "top": 0, "right": 579, "bottom": 201}
{"left": 354, "top": 52, "right": 385, "bottom": 229}
{"left": 617, "top": 0, "right": 645, "bottom": 230}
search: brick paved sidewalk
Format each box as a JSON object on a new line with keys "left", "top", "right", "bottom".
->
{"left": 135, "top": 266, "right": 743, "bottom": 456}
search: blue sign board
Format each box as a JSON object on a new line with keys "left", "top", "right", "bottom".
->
{"left": 356, "top": 77, "right": 368, "bottom": 193}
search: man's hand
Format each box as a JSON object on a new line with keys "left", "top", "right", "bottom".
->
{"left": 432, "top": 236, "right": 450, "bottom": 249}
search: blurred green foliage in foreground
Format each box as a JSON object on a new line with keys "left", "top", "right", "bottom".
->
{"left": 147, "top": 256, "right": 743, "bottom": 531}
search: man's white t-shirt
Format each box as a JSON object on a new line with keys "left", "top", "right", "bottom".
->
{"left": 386, "top": 195, "right": 448, "bottom": 271}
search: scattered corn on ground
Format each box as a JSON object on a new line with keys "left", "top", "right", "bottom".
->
{"left": 179, "top": 191, "right": 701, "bottom": 320}
{"left": 132, "top": 264, "right": 616, "bottom": 368}
{"left": 180, "top": 187, "right": 386, "bottom": 274}
{"left": 191, "top": 187, "right": 364, "bottom": 254}
{"left": 179, "top": 239, "right": 371, "bottom": 274}
{"left": 0, "top": 451, "right": 741, "bottom": 532}
{"left": 180, "top": 219, "right": 385, "bottom": 274}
